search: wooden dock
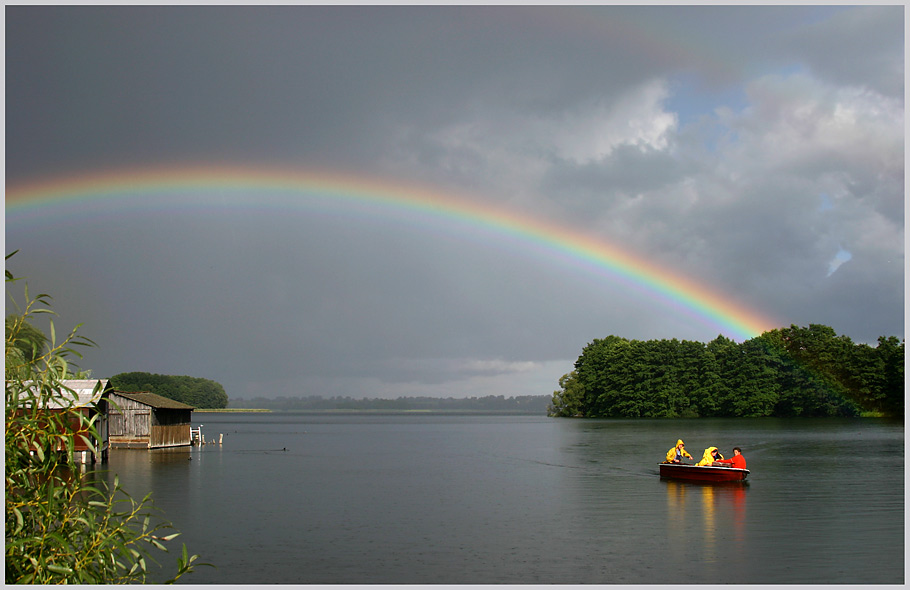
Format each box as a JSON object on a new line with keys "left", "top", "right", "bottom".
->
{"left": 190, "top": 425, "right": 223, "bottom": 446}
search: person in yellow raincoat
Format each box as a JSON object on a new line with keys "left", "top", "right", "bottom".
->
{"left": 666, "top": 439, "right": 693, "bottom": 463}
{"left": 696, "top": 446, "right": 724, "bottom": 466}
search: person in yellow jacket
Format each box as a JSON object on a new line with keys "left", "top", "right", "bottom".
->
{"left": 696, "top": 446, "right": 724, "bottom": 466}
{"left": 666, "top": 439, "right": 693, "bottom": 463}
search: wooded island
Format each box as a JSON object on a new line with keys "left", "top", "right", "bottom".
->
{"left": 548, "top": 324, "right": 903, "bottom": 419}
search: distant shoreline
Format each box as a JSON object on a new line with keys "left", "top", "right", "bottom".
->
{"left": 195, "top": 408, "right": 272, "bottom": 413}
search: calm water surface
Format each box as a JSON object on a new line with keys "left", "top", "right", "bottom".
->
{"left": 99, "top": 414, "right": 904, "bottom": 584}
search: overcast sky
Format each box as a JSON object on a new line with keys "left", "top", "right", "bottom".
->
{"left": 5, "top": 5, "right": 904, "bottom": 400}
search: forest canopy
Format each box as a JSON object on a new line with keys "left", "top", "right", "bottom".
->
{"left": 111, "top": 372, "right": 228, "bottom": 409}
{"left": 548, "top": 324, "right": 903, "bottom": 419}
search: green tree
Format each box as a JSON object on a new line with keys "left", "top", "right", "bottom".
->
{"left": 574, "top": 336, "right": 632, "bottom": 417}
{"left": 548, "top": 371, "right": 585, "bottom": 417}
{"left": 875, "top": 336, "right": 905, "bottom": 417}
{"left": 706, "top": 335, "right": 739, "bottom": 416}
{"left": 762, "top": 325, "right": 860, "bottom": 416}
{"left": 677, "top": 339, "right": 722, "bottom": 418}
{"left": 5, "top": 256, "right": 204, "bottom": 583}
{"left": 620, "top": 339, "right": 674, "bottom": 418}
{"left": 723, "top": 337, "right": 781, "bottom": 417}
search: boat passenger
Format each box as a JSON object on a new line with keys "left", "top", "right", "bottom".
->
{"left": 666, "top": 439, "right": 693, "bottom": 463}
{"left": 714, "top": 447, "right": 747, "bottom": 469}
{"left": 696, "top": 446, "right": 724, "bottom": 466}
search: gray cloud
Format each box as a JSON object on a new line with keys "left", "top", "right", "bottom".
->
{"left": 778, "top": 6, "right": 905, "bottom": 98}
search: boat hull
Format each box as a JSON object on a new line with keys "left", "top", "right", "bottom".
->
{"left": 659, "top": 463, "right": 749, "bottom": 482}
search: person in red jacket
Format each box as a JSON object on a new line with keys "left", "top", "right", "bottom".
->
{"left": 714, "top": 447, "right": 747, "bottom": 469}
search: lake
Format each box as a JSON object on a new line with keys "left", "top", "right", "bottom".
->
{"left": 97, "top": 413, "right": 904, "bottom": 585}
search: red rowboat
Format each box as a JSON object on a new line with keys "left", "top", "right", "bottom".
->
{"left": 659, "top": 462, "right": 749, "bottom": 482}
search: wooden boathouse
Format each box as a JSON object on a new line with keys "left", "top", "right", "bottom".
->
{"left": 108, "top": 391, "right": 194, "bottom": 448}
{"left": 13, "top": 379, "right": 112, "bottom": 464}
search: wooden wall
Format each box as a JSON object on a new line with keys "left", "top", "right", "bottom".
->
{"left": 108, "top": 395, "right": 151, "bottom": 446}
{"left": 151, "top": 423, "right": 191, "bottom": 448}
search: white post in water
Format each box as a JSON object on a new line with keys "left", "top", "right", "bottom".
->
{"left": 219, "top": 433, "right": 224, "bottom": 445}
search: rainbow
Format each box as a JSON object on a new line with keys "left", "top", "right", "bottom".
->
{"left": 5, "top": 164, "right": 777, "bottom": 340}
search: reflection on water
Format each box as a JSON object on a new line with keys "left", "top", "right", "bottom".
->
{"left": 664, "top": 480, "right": 747, "bottom": 567}
{"left": 98, "top": 447, "right": 197, "bottom": 523}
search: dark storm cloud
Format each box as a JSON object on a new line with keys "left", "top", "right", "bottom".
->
{"left": 6, "top": 5, "right": 663, "bottom": 181}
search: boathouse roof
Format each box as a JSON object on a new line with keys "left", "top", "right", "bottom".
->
{"left": 110, "top": 391, "right": 195, "bottom": 410}
{"left": 15, "top": 379, "right": 110, "bottom": 409}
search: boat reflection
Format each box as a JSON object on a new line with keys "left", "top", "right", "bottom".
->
{"left": 664, "top": 479, "right": 748, "bottom": 566}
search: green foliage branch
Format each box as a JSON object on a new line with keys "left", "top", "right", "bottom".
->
{"left": 5, "top": 253, "right": 205, "bottom": 583}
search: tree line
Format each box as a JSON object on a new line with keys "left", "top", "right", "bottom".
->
{"left": 110, "top": 372, "right": 229, "bottom": 409}
{"left": 228, "top": 394, "right": 550, "bottom": 413}
{"left": 548, "top": 324, "right": 903, "bottom": 419}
